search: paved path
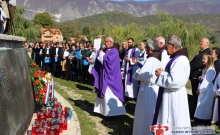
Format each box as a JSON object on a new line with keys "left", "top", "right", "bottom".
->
{"left": 26, "top": 90, "right": 81, "bottom": 135}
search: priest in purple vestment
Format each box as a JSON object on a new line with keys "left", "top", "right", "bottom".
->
{"left": 92, "top": 36, "right": 126, "bottom": 116}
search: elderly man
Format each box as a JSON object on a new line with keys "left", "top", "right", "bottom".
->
{"left": 121, "top": 38, "right": 140, "bottom": 99}
{"left": 156, "top": 36, "right": 170, "bottom": 68}
{"left": 132, "top": 38, "right": 161, "bottom": 135}
{"left": 189, "top": 38, "right": 211, "bottom": 118}
{"left": 153, "top": 35, "right": 191, "bottom": 135}
{"left": 92, "top": 36, "right": 126, "bottom": 116}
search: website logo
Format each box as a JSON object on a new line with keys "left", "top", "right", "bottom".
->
{"left": 150, "top": 124, "right": 169, "bottom": 135}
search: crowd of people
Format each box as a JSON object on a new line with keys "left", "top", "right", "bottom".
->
{"left": 25, "top": 35, "right": 220, "bottom": 135}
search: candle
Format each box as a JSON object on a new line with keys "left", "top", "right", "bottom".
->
{"left": 63, "top": 120, "right": 68, "bottom": 130}
{"left": 31, "top": 124, "right": 36, "bottom": 135}
{"left": 58, "top": 120, "right": 63, "bottom": 133}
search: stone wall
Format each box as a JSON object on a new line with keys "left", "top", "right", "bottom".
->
{"left": 0, "top": 34, "right": 34, "bottom": 135}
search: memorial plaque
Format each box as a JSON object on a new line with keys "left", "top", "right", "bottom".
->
{"left": 0, "top": 49, "right": 34, "bottom": 135}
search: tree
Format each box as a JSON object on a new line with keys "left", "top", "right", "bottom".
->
{"left": 33, "top": 12, "right": 56, "bottom": 28}
{"left": 82, "top": 25, "right": 92, "bottom": 40}
{"left": 13, "top": 7, "right": 41, "bottom": 41}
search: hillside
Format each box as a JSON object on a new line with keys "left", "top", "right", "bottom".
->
{"left": 17, "top": 0, "right": 220, "bottom": 22}
{"left": 58, "top": 11, "right": 220, "bottom": 31}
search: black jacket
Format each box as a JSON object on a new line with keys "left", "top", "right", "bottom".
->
{"left": 51, "top": 47, "right": 64, "bottom": 62}
{"left": 214, "top": 59, "right": 220, "bottom": 81}
{"left": 189, "top": 48, "right": 211, "bottom": 79}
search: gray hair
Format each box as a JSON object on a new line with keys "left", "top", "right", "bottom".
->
{"left": 146, "top": 38, "right": 160, "bottom": 52}
{"left": 106, "top": 36, "right": 114, "bottom": 43}
{"left": 166, "top": 35, "right": 182, "bottom": 49}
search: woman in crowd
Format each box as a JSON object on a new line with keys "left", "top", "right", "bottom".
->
{"left": 136, "top": 40, "right": 147, "bottom": 67}
{"left": 212, "top": 47, "right": 220, "bottom": 81}
{"left": 33, "top": 42, "right": 41, "bottom": 66}
{"left": 40, "top": 42, "right": 46, "bottom": 70}
{"left": 75, "top": 42, "right": 86, "bottom": 81}
{"left": 132, "top": 39, "right": 161, "bottom": 135}
{"left": 83, "top": 43, "right": 93, "bottom": 83}
{"left": 43, "top": 42, "right": 52, "bottom": 72}
{"left": 212, "top": 69, "right": 220, "bottom": 128}
{"left": 69, "top": 44, "right": 76, "bottom": 81}
{"left": 119, "top": 41, "right": 128, "bottom": 67}
{"left": 194, "top": 53, "right": 215, "bottom": 125}
{"left": 61, "top": 43, "right": 70, "bottom": 80}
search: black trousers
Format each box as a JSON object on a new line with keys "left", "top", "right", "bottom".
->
{"left": 190, "top": 79, "right": 200, "bottom": 118}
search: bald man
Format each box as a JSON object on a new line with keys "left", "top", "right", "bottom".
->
{"left": 156, "top": 36, "right": 170, "bottom": 68}
{"left": 189, "top": 38, "right": 211, "bottom": 119}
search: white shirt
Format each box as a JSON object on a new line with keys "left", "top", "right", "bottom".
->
{"left": 56, "top": 48, "right": 59, "bottom": 55}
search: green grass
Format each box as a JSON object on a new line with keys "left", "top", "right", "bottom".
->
{"left": 54, "top": 77, "right": 135, "bottom": 135}
{"left": 54, "top": 78, "right": 98, "bottom": 135}
{"left": 54, "top": 77, "right": 220, "bottom": 135}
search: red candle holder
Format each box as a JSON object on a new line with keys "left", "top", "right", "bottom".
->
{"left": 37, "top": 112, "right": 41, "bottom": 120}
{"left": 58, "top": 120, "right": 63, "bottom": 133}
{"left": 63, "top": 120, "right": 68, "bottom": 130}
{"left": 31, "top": 124, "right": 36, "bottom": 135}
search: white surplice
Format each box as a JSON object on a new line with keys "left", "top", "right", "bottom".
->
{"left": 156, "top": 55, "right": 191, "bottom": 135}
{"left": 88, "top": 51, "right": 96, "bottom": 74}
{"left": 121, "top": 48, "right": 140, "bottom": 98}
{"left": 138, "top": 50, "right": 147, "bottom": 66}
{"left": 212, "top": 73, "right": 220, "bottom": 122}
{"left": 132, "top": 57, "right": 161, "bottom": 135}
{"left": 194, "top": 67, "right": 215, "bottom": 120}
{"left": 93, "top": 50, "right": 126, "bottom": 116}
{"left": 161, "top": 50, "right": 170, "bottom": 69}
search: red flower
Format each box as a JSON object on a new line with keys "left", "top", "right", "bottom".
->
{"left": 36, "top": 68, "right": 41, "bottom": 72}
{"left": 32, "top": 63, "right": 37, "bottom": 67}
{"left": 34, "top": 94, "right": 38, "bottom": 100}
{"left": 40, "top": 74, "right": 45, "bottom": 77}
{"left": 40, "top": 89, "right": 45, "bottom": 95}
{"left": 34, "top": 72, "right": 39, "bottom": 78}
{"left": 34, "top": 80, "right": 40, "bottom": 86}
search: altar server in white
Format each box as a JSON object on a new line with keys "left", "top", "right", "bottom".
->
{"left": 213, "top": 72, "right": 220, "bottom": 128}
{"left": 156, "top": 36, "right": 170, "bottom": 68}
{"left": 194, "top": 53, "right": 215, "bottom": 125}
{"left": 121, "top": 38, "right": 140, "bottom": 98}
{"left": 154, "top": 35, "right": 191, "bottom": 135}
{"left": 132, "top": 39, "right": 161, "bottom": 135}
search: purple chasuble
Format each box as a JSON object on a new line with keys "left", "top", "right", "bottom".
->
{"left": 152, "top": 48, "right": 188, "bottom": 128}
{"left": 217, "top": 84, "right": 220, "bottom": 128}
{"left": 91, "top": 48, "right": 124, "bottom": 102}
{"left": 124, "top": 47, "right": 136, "bottom": 85}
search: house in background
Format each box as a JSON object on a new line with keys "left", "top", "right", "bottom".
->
{"left": 41, "top": 28, "right": 63, "bottom": 42}
{"left": 69, "top": 35, "right": 88, "bottom": 43}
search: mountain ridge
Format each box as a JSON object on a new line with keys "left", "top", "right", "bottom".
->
{"left": 16, "top": 0, "right": 220, "bottom": 22}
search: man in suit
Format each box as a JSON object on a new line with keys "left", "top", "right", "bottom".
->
{"left": 189, "top": 38, "right": 211, "bottom": 118}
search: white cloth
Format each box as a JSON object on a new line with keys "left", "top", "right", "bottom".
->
{"left": 121, "top": 48, "right": 140, "bottom": 98}
{"left": 46, "top": 48, "right": 49, "bottom": 54}
{"left": 138, "top": 50, "right": 147, "bottom": 66}
{"left": 132, "top": 57, "right": 161, "bottom": 135}
{"left": 212, "top": 73, "right": 220, "bottom": 122}
{"left": 156, "top": 55, "right": 191, "bottom": 135}
{"left": 88, "top": 51, "right": 96, "bottom": 74}
{"left": 194, "top": 67, "right": 215, "bottom": 120}
{"left": 94, "top": 87, "right": 126, "bottom": 116}
{"left": 56, "top": 48, "right": 59, "bottom": 55}
{"left": 0, "top": 8, "right": 7, "bottom": 21}
{"left": 63, "top": 51, "right": 69, "bottom": 57}
{"left": 94, "top": 49, "right": 126, "bottom": 116}
{"left": 161, "top": 50, "right": 170, "bottom": 69}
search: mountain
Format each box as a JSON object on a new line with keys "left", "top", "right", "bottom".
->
{"left": 17, "top": 0, "right": 220, "bottom": 22}
{"left": 59, "top": 11, "right": 220, "bottom": 31}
